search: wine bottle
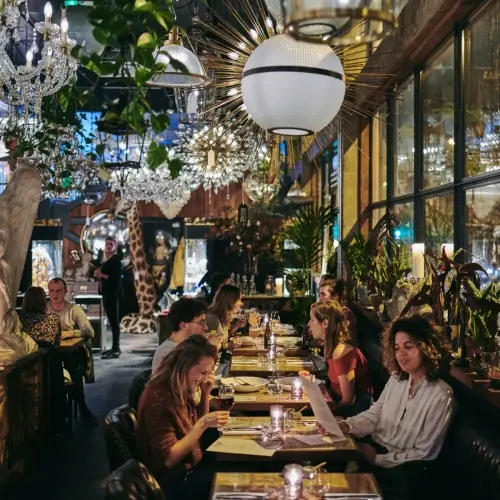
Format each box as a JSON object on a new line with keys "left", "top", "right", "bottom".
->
{"left": 264, "top": 319, "right": 271, "bottom": 349}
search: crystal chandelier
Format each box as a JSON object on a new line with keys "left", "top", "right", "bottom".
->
{"left": 108, "top": 163, "right": 192, "bottom": 204}
{"left": 171, "top": 123, "right": 259, "bottom": 193}
{"left": 0, "top": 1, "right": 78, "bottom": 115}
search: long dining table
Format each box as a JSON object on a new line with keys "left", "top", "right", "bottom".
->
{"left": 229, "top": 356, "right": 319, "bottom": 378}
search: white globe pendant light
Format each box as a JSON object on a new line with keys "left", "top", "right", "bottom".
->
{"left": 241, "top": 34, "right": 345, "bottom": 136}
{"left": 265, "top": 1, "right": 403, "bottom": 45}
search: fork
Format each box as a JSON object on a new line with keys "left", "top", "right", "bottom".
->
{"left": 234, "top": 377, "right": 252, "bottom": 386}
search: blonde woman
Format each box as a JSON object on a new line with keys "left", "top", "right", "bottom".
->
{"left": 309, "top": 300, "right": 373, "bottom": 416}
{"left": 136, "top": 334, "right": 229, "bottom": 499}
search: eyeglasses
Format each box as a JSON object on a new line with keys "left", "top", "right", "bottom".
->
{"left": 191, "top": 319, "right": 208, "bottom": 327}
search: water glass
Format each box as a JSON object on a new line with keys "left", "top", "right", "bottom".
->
{"left": 257, "top": 353, "right": 267, "bottom": 366}
{"left": 268, "top": 377, "right": 283, "bottom": 398}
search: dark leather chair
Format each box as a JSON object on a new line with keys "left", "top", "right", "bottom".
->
{"left": 129, "top": 369, "right": 152, "bottom": 412}
{"left": 105, "top": 459, "right": 165, "bottom": 500}
{"left": 104, "top": 404, "right": 139, "bottom": 472}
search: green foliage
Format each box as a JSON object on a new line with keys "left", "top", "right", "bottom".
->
{"left": 370, "top": 240, "right": 411, "bottom": 300}
{"left": 281, "top": 205, "right": 334, "bottom": 273}
{"left": 76, "top": 0, "right": 182, "bottom": 173}
{"left": 464, "top": 281, "right": 500, "bottom": 352}
{"left": 342, "top": 233, "right": 367, "bottom": 283}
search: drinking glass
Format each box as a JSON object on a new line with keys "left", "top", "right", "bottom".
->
{"left": 257, "top": 353, "right": 267, "bottom": 366}
{"left": 276, "top": 350, "right": 286, "bottom": 366}
{"left": 267, "top": 377, "right": 283, "bottom": 399}
{"left": 269, "top": 311, "right": 280, "bottom": 331}
{"left": 218, "top": 384, "right": 235, "bottom": 429}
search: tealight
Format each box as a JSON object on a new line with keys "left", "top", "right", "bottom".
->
{"left": 290, "top": 377, "right": 303, "bottom": 400}
{"left": 270, "top": 404, "right": 284, "bottom": 432}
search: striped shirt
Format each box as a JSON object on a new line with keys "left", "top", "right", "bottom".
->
{"left": 345, "top": 374, "right": 454, "bottom": 468}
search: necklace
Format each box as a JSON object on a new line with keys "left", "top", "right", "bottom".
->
{"left": 408, "top": 377, "right": 423, "bottom": 399}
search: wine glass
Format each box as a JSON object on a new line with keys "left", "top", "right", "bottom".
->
{"left": 218, "top": 384, "right": 235, "bottom": 429}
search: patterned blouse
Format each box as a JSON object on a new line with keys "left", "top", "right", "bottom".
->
{"left": 19, "top": 313, "right": 61, "bottom": 348}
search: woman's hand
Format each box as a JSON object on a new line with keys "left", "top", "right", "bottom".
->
{"left": 94, "top": 269, "right": 102, "bottom": 279}
{"left": 61, "top": 330, "right": 75, "bottom": 340}
{"left": 198, "top": 411, "right": 230, "bottom": 430}
{"left": 358, "top": 442, "right": 377, "bottom": 464}
{"left": 316, "top": 419, "right": 349, "bottom": 435}
{"left": 230, "top": 318, "right": 246, "bottom": 335}
{"left": 200, "top": 370, "right": 215, "bottom": 394}
{"left": 207, "top": 333, "right": 224, "bottom": 351}
{"left": 338, "top": 420, "right": 350, "bottom": 434}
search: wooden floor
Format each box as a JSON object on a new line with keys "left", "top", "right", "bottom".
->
{"left": 3, "top": 333, "right": 157, "bottom": 500}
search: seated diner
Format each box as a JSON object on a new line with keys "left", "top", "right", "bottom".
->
{"left": 338, "top": 315, "right": 454, "bottom": 499}
{"left": 135, "top": 334, "right": 229, "bottom": 499}
{"left": 309, "top": 300, "right": 372, "bottom": 416}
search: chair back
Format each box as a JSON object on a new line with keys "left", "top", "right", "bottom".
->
{"left": 129, "top": 369, "right": 152, "bottom": 412}
{"left": 104, "top": 404, "right": 139, "bottom": 472}
{"left": 105, "top": 459, "right": 165, "bottom": 500}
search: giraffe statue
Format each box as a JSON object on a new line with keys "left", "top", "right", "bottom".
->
{"left": 113, "top": 198, "right": 157, "bottom": 334}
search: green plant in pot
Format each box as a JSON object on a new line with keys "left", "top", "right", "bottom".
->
{"left": 280, "top": 204, "right": 334, "bottom": 325}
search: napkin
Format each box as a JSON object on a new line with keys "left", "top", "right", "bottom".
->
{"left": 285, "top": 359, "right": 314, "bottom": 365}
{"left": 234, "top": 396, "right": 258, "bottom": 402}
{"left": 291, "top": 433, "right": 328, "bottom": 446}
{"left": 207, "top": 437, "right": 276, "bottom": 457}
{"left": 222, "top": 429, "right": 262, "bottom": 436}
{"left": 232, "top": 359, "right": 259, "bottom": 364}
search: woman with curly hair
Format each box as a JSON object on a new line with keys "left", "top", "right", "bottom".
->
{"left": 337, "top": 315, "right": 454, "bottom": 499}
{"left": 309, "top": 300, "right": 372, "bottom": 416}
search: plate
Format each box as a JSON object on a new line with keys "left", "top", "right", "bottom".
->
{"left": 277, "top": 377, "right": 322, "bottom": 392}
{"left": 237, "top": 336, "right": 256, "bottom": 346}
{"left": 221, "top": 376, "right": 268, "bottom": 393}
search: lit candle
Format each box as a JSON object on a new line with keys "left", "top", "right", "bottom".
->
{"left": 25, "top": 50, "right": 33, "bottom": 69}
{"left": 60, "top": 15, "right": 68, "bottom": 45}
{"left": 275, "top": 277, "right": 284, "bottom": 296}
{"left": 290, "top": 377, "right": 303, "bottom": 400}
{"left": 270, "top": 404, "right": 284, "bottom": 432}
{"left": 283, "top": 464, "right": 303, "bottom": 500}
{"left": 442, "top": 243, "right": 454, "bottom": 259}
{"left": 411, "top": 243, "right": 425, "bottom": 279}
{"left": 44, "top": 2, "right": 52, "bottom": 28}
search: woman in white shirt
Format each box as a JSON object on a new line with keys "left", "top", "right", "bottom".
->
{"left": 338, "top": 315, "right": 454, "bottom": 498}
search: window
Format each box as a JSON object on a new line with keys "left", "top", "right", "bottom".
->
{"left": 424, "top": 194, "right": 454, "bottom": 255}
{"left": 466, "top": 184, "right": 500, "bottom": 277}
{"left": 371, "top": 207, "right": 386, "bottom": 230}
{"left": 372, "top": 106, "right": 387, "bottom": 202}
{"left": 395, "top": 80, "right": 415, "bottom": 196}
{"left": 464, "top": 1, "right": 500, "bottom": 177}
{"left": 392, "top": 202, "right": 414, "bottom": 245}
{"left": 0, "top": 162, "right": 9, "bottom": 194}
{"left": 422, "top": 42, "right": 455, "bottom": 189}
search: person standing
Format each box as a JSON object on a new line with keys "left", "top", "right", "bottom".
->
{"left": 47, "top": 277, "right": 97, "bottom": 426}
{"left": 94, "top": 237, "right": 122, "bottom": 359}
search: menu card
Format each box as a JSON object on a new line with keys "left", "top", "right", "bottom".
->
{"left": 302, "top": 378, "right": 347, "bottom": 440}
{"left": 207, "top": 437, "right": 276, "bottom": 457}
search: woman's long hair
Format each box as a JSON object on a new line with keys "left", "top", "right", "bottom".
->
{"left": 21, "top": 286, "right": 47, "bottom": 315}
{"left": 208, "top": 284, "right": 241, "bottom": 327}
{"left": 149, "top": 334, "right": 218, "bottom": 407}
{"left": 310, "top": 300, "right": 349, "bottom": 359}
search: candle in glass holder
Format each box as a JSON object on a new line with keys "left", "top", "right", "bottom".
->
{"left": 270, "top": 404, "right": 284, "bottom": 432}
{"left": 283, "top": 464, "right": 303, "bottom": 499}
{"left": 268, "top": 346, "right": 276, "bottom": 362}
{"left": 290, "top": 377, "right": 303, "bottom": 400}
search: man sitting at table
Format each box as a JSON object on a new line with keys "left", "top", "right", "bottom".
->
{"left": 47, "top": 277, "right": 97, "bottom": 426}
{"left": 153, "top": 298, "right": 222, "bottom": 376}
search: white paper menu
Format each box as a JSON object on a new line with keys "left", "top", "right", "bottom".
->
{"left": 301, "top": 378, "right": 347, "bottom": 440}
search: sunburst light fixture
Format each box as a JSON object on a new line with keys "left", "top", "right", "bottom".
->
{"left": 171, "top": 123, "right": 260, "bottom": 193}
{"left": 196, "top": 0, "right": 392, "bottom": 141}
{"left": 265, "top": 0, "right": 405, "bottom": 45}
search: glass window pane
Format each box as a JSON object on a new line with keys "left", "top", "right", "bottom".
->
{"left": 422, "top": 41, "right": 455, "bottom": 189}
{"left": 464, "top": 2, "right": 500, "bottom": 177}
{"left": 424, "top": 194, "right": 454, "bottom": 255}
{"left": 371, "top": 207, "right": 386, "bottom": 230}
{"left": 395, "top": 80, "right": 414, "bottom": 195}
{"left": 372, "top": 106, "right": 387, "bottom": 202}
{"left": 466, "top": 184, "right": 500, "bottom": 278}
{"left": 392, "top": 202, "right": 414, "bottom": 245}
{"left": 0, "top": 162, "right": 9, "bottom": 195}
